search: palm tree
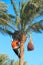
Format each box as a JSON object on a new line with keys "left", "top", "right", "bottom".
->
{"left": 0, "top": 0, "right": 43, "bottom": 65}
{"left": 0, "top": 54, "right": 9, "bottom": 65}
{"left": 0, "top": 54, "right": 27, "bottom": 65}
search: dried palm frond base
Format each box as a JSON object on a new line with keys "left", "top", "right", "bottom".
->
{"left": 12, "top": 31, "right": 22, "bottom": 41}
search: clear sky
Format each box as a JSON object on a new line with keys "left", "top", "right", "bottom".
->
{"left": 0, "top": 0, "right": 43, "bottom": 65}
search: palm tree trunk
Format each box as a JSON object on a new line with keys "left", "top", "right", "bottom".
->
{"left": 19, "top": 34, "right": 26, "bottom": 65}
{"left": 19, "top": 42, "right": 24, "bottom": 65}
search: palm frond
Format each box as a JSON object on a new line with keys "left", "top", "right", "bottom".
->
{"left": 0, "top": 12, "right": 16, "bottom": 26}
{"left": 20, "top": 1, "right": 41, "bottom": 29}
{"left": 31, "top": 0, "right": 43, "bottom": 14}
{"left": 8, "top": 14, "right": 15, "bottom": 18}
{"left": 0, "top": 27, "right": 13, "bottom": 35}
{"left": 11, "top": 0, "right": 18, "bottom": 16}
{"left": 0, "top": 2, "right": 8, "bottom": 8}
{"left": 0, "top": 54, "right": 9, "bottom": 65}
{"left": 0, "top": 18, "right": 15, "bottom": 30}
{"left": 31, "top": 0, "right": 43, "bottom": 7}
{"left": 15, "top": 16, "right": 21, "bottom": 28}
{"left": 20, "top": 2, "right": 41, "bottom": 29}
{"left": 26, "top": 20, "right": 43, "bottom": 33}
{"left": 0, "top": 2, "right": 8, "bottom": 13}
{"left": 0, "top": 8, "right": 7, "bottom": 13}
{"left": 0, "top": 1, "right": 17, "bottom": 35}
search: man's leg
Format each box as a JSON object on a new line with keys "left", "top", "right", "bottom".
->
{"left": 13, "top": 49, "right": 20, "bottom": 58}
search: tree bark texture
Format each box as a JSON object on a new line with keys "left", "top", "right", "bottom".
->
{"left": 19, "top": 34, "right": 26, "bottom": 65}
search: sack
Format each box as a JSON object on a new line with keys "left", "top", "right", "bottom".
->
{"left": 27, "top": 41, "right": 34, "bottom": 51}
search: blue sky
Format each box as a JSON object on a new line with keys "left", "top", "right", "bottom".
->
{"left": 0, "top": 0, "right": 43, "bottom": 65}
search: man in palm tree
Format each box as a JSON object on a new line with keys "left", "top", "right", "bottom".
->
{"left": 11, "top": 39, "right": 20, "bottom": 58}
{"left": 11, "top": 31, "right": 22, "bottom": 58}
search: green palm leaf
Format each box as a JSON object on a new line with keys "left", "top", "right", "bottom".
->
{"left": 0, "top": 2, "right": 16, "bottom": 35}
{"left": 0, "top": 54, "right": 9, "bottom": 65}
{"left": 0, "top": 12, "right": 16, "bottom": 25}
{"left": 11, "top": 0, "right": 18, "bottom": 16}
{"left": 0, "top": 27, "right": 13, "bottom": 35}
{"left": 20, "top": 1, "right": 41, "bottom": 29}
{"left": 0, "top": 18, "right": 15, "bottom": 30}
{"left": 26, "top": 20, "right": 43, "bottom": 33}
{"left": 0, "top": 2, "right": 8, "bottom": 13}
{"left": 31, "top": 0, "right": 43, "bottom": 7}
{"left": 31, "top": 0, "right": 43, "bottom": 14}
{"left": 19, "top": 0, "right": 43, "bottom": 31}
{"left": 0, "top": 0, "right": 43, "bottom": 36}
